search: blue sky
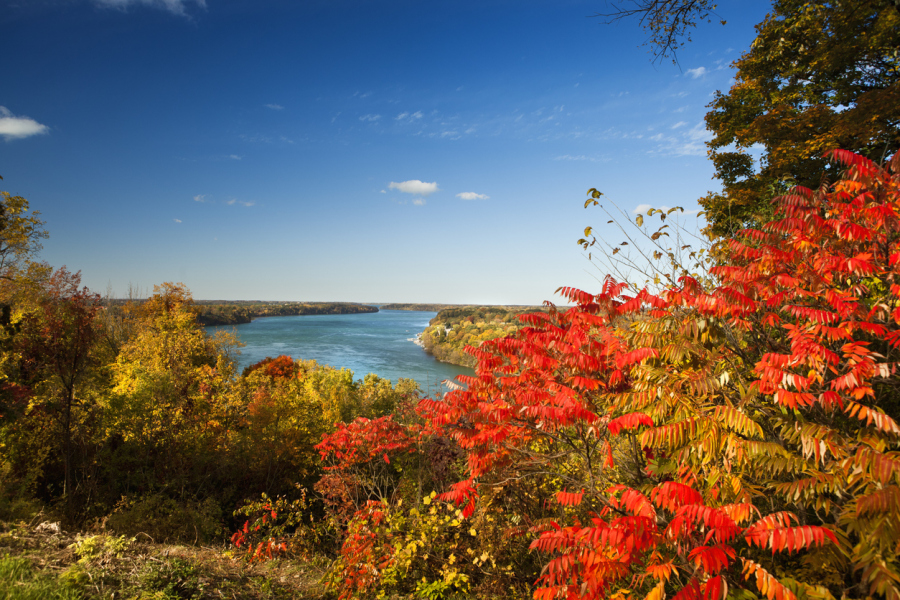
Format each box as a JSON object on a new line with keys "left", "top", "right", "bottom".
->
{"left": 1, "top": 0, "right": 770, "bottom": 304}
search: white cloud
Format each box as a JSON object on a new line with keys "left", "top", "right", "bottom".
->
{"left": 193, "top": 194, "right": 207, "bottom": 203}
{"left": 226, "top": 199, "right": 236, "bottom": 206}
{"left": 456, "top": 192, "right": 489, "bottom": 201}
{"left": 265, "top": 104, "right": 284, "bottom": 110}
{"left": 359, "top": 114, "right": 381, "bottom": 122}
{"left": 380, "top": 190, "right": 386, "bottom": 194}
{"left": 0, "top": 107, "right": 49, "bottom": 141}
{"left": 173, "top": 218, "right": 182, "bottom": 223}
{"left": 413, "top": 198, "right": 426, "bottom": 206}
{"left": 388, "top": 180, "right": 439, "bottom": 197}
{"left": 93, "top": 0, "right": 205, "bottom": 15}
{"left": 685, "top": 67, "right": 707, "bottom": 79}
{"left": 229, "top": 154, "right": 242, "bottom": 160}
{"left": 671, "top": 121, "right": 687, "bottom": 129}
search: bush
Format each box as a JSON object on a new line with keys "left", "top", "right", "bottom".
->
{"left": 105, "top": 494, "right": 223, "bottom": 544}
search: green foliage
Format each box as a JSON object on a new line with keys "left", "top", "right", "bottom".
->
{"left": 135, "top": 557, "right": 206, "bottom": 600}
{"left": 0, "top": 555, "right": 83, "bottom": 600}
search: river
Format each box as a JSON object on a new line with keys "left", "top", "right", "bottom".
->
{"left": 205, "top": 309, "right": 473, "bottom": 391}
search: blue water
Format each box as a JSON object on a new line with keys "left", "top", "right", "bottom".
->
{"left": 206, "top": 310, "right": 473, "bottom": 391}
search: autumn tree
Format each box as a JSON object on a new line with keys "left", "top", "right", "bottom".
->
{"left": 700, "top": 0, "right": 900, "bottom": 237}
{"left": 15, "top": 267, "right": 101, "bottom": 511}
{"left": 103, "top": 283, "right": 241, "bottom": 499}
{"left": 0, "top": 187, "right": 49, "bottom": 288}
{"left": 0, "top": 185, "right": 51, "bottom": 409}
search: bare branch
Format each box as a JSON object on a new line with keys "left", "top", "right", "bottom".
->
{"left": 594, "top": 0, "right": 723, "bottom": 65}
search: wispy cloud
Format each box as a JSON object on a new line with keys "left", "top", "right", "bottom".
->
{"left": 396, "top": 111, "right": 423, "bottom": 121}
{"left": 225, "top": 199, "right": 255, "bottom": 207}
{"left": 553, "top": 154, "right": 602, "bottom": 162}
{"left": 193, "top": 194, "right": 207, "bottom": 203}
{"left": 239, "top": 133, "right": 293, "bottom": 145}
{"left": 0, "top": 106, "right": 49, "bottom": 141}
{"left": 359, "top": 114, "right": 382, "bottom": 122}
{"left": 173, "top": 218, "right": 182, "bottom": 223}
{"left": 648, "top": 121, "right": 711, "bottom": 157}
{"left": 229, "top": 154, "right": 242, "bottom": 160}
{"left": 413, "top": 198, "right": 426, "bottom": 206}
{"left": 93, "top": 0, "right": 206, "bottom": 16}
{"left": 685, "top": 66, "right": 707, "bottom": 79}
{"left": 389, "top": 180, "right": 439, "bottom": 197}
{"left": 671, "top": 121, "right": 687, "bottom": 129}
{"left": 456, "top": 192, "right": 489, "bottom": 201}
{"left": 265, "top": 104, "right": 284, "bottom": 110}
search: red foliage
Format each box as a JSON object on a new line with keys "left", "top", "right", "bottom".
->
{"left": 422, "top": 151, "right": 899, "bottom": 598}
{"left": 245, "top": 355, "right": 299, "bottom": 379}
{"left": 320, "top": 150, "right": 900, "bottom": 600}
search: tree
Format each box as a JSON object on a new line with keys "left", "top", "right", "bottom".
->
{"left": 703, "top": 0, "right": 900, "bottom": 237}
{"left": 16, "top": 267, "right": 101, "bottom": 510}
{"left": 104, "top": 283, "right": 241, "bottom": 497}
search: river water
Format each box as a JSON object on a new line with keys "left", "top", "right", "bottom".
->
{"left": 205, "top": 309, "right": 473, "bottom": 391}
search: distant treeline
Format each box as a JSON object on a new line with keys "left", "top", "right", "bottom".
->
{"left": 381, "top": 302, "right": 542, "bottom": 312}
{"left": 420, "top": 305, "right": 545, "bottom": 367}
{"left": 195, "top": 301, "right": 378, "bottom": 326}
{"left": 380, "top": 303, "right": 458, "bottom": 311}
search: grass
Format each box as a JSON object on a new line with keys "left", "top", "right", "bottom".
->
{"left": 0, "top": 519, "right": 329, "bottom": 599}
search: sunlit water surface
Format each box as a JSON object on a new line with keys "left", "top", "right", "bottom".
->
{"left": 206, "top": 310, "right": 473, "bottom": 390}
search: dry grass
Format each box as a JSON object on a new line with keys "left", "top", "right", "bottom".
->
{"left": 0, "top": 518, "right": 329, "bottom": 599}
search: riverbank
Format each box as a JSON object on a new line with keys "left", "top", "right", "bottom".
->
{"left": 418, "top": 305, "right": 544, "bottom": 368}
